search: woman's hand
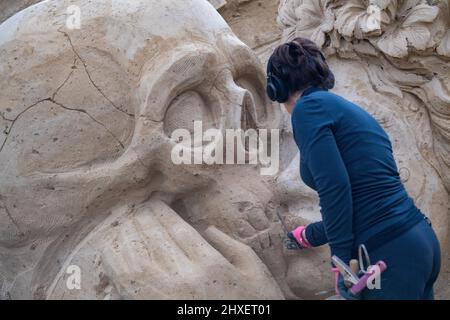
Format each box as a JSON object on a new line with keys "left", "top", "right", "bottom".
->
{"left": 286, "top": 225, "right": 311, "bottom": 249}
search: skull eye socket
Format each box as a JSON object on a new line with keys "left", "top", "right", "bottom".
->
{"left": 163, "top": 90, "right": 215, "bottom": 139}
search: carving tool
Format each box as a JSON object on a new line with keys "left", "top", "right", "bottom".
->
{"left": 332, "top": 255, "right": 388, "bottom": 296}
{"left": 332, "top": 255, "right": 360, "bottom": 287}
{"left": 275, "top": 208, "right": 300, "bottom": 250}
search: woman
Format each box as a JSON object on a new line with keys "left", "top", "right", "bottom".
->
{"left": 266, "top": 38, "right": 441, "bottom": 300}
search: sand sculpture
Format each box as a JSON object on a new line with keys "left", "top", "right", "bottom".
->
{"left": 0, "top": 0, "right": 448, "bottom": 299}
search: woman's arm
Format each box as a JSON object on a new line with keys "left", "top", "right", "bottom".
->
{"left": 292, "top": 95, "right": 354, "bottom": 263}
{"left": 304, "top": 221, "right": 328, "bottom": 246}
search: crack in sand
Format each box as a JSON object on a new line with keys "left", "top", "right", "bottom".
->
{"left": 52, "top": 57, "right": 77, "bottom": 100}
{"left": 1, "top": 112, "right": 13, "bottom": 122}
{"left": 0, "top": 49, "right": 128, "bottom": 155}
{"left": 0, "top": 30, "right": 154, "bottom": 156}
{"left": 0, "top": 98, "right": 125, "bottom": 155}
{"left": 0, "top": 98, "right": 49, "bottom": 154}
{"left": 58, "top": 30, "right": 134, "bottom": 118}
{"left": 49, "top": 98, "right": 126, "bottom": 149}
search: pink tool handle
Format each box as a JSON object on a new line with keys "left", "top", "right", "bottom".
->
{"left": 332, "top": 267, "right": 340, "bottom": 295}
{"left": 350, "top": 261, "right": 387, "bottom": 295}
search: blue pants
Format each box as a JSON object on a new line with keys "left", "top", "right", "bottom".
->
{"left": 361, "top": 219, "right": 441, "bottom": 300}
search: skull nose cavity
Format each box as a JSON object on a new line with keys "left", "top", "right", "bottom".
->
{"left": 241, "top": 91, "right": 257, "bottom": 131}
{"left": 217, "top": 74, "right": 259, "bottom": 131}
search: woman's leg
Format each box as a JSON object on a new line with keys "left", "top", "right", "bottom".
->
{"left": 361, "top": 219, "right": 441, "bottom": 300}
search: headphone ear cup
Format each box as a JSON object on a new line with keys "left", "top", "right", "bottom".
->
{"left": 266, "top": 58, "right": 277, "bottom": 102}
{"left": 266, "top": 80, "right": 278, "bottom": 102}
{"left": 267, "top": 74, "right": 289, "bottom": 103}
{"left": 266, "top": 58, "right": 290, "bottom": 103}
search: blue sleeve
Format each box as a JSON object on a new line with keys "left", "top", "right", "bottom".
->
{"left": 305, "top": 221, "right": 328, "bottom": 247}
{"left": 292, "top": 96, "right": 354, "bottom": 263}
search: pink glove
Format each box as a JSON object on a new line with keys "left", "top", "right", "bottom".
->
{"left": 289, "top": 225, "right": 312, "bottom": 249}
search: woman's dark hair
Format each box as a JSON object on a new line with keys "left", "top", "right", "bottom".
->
{"left": 269, "top": 37, "right": 335, "bottom": 94}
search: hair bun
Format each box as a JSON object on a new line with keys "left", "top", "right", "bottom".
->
{"left": 269, "top": 37, "right": 335, "bottom": 93}
{"left": 286, "top": 42, "right": 306, "bottom": 67}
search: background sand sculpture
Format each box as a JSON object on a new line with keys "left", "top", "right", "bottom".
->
{"left": 0, "top": 0, "right": 449, "bottom": 299}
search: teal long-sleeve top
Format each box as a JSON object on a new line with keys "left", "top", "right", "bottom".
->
{"left": 292, "top": 87, "right": 424, "bottom": 263}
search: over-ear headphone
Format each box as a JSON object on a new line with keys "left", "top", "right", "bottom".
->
{"left": 266, "top": 56, "right": 289, "bottom": 103}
